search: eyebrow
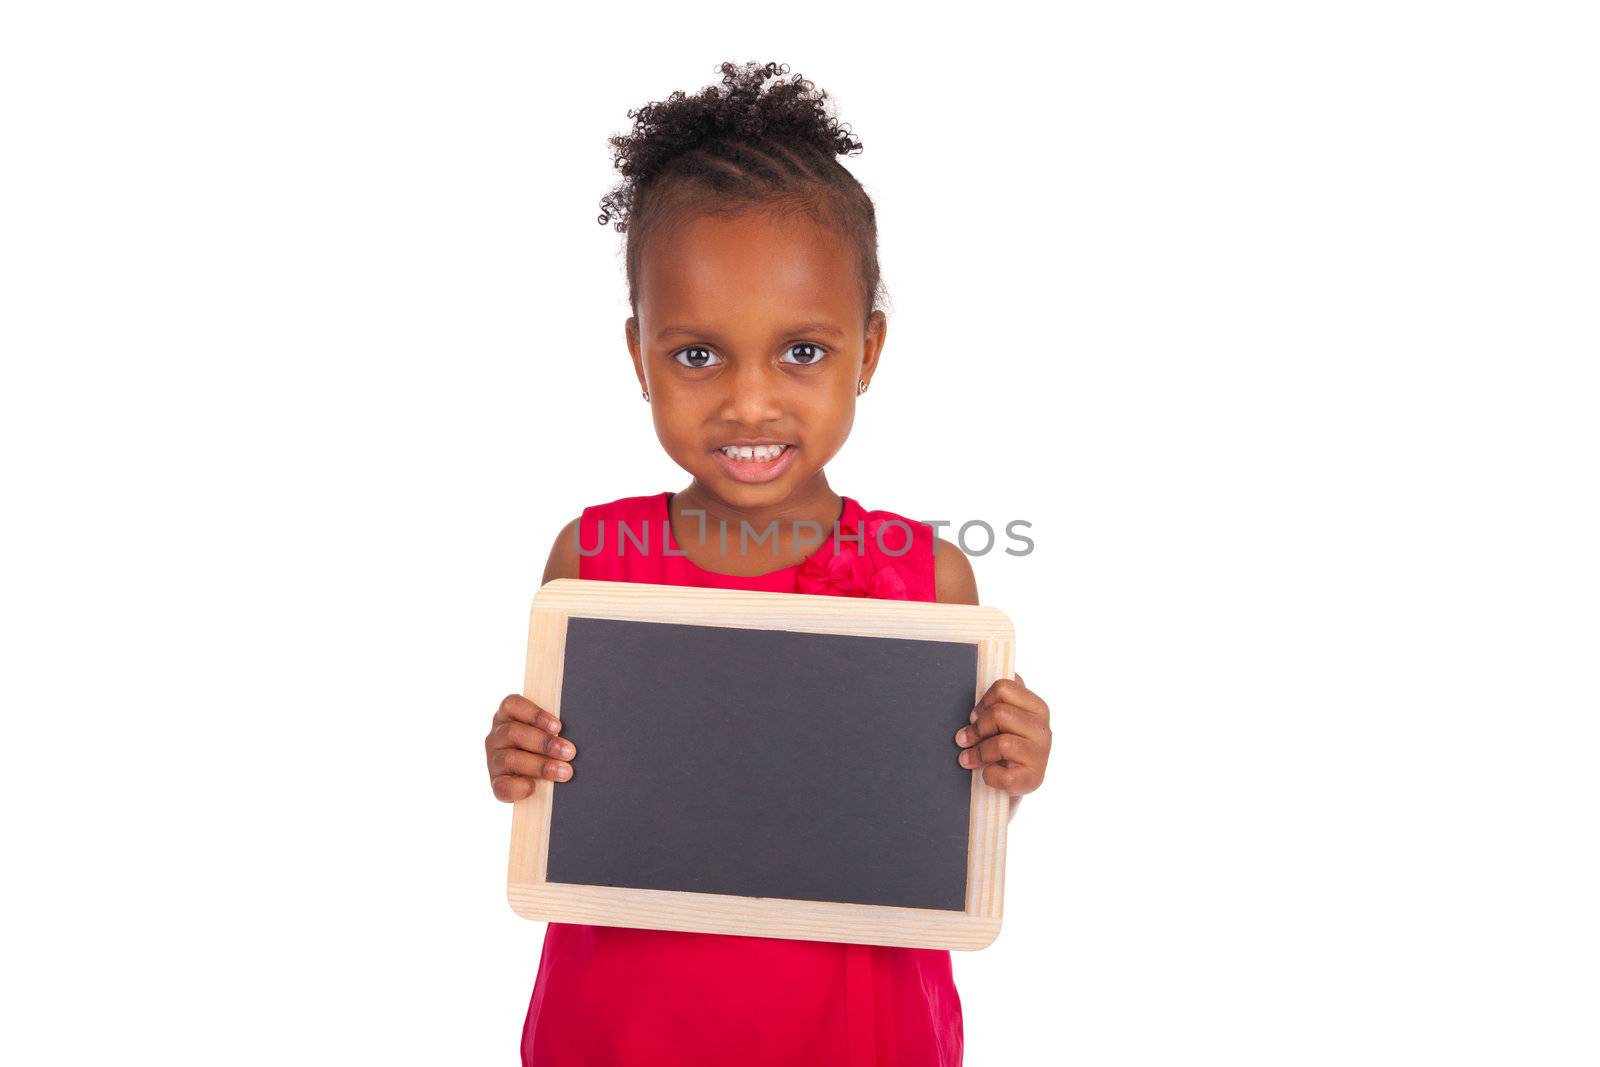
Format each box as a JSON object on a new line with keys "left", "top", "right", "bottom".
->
{"left": 656, "top": 321, "right": 847, "bottom": 341}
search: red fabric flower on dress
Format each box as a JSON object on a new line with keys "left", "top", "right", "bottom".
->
{"left": 795, "top": 516, "right": 913, "bottom": 599}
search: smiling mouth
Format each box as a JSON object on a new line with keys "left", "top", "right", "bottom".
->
{"left": 715, "top": 443, "right": 791, "bottom": 462}
{"left": 709, "top": 442, "right": 798, "bottom": 484}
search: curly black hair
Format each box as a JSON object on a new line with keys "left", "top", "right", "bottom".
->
{"left": 597, "top": 60, "right": 886, "bottom": 324}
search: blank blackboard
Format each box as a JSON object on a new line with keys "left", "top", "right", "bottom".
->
{"left": 507, "top": 579, "right": 1015, "bottom": 950}
{"left": 546, "top": 616, "right": 977, "bottom": 910}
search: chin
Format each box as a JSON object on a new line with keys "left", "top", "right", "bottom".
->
{"left": 708, "top": 473, "right": 795, "bottom": 499}
{"left": 704, "top": 467, "right": 806, "bottom": 505}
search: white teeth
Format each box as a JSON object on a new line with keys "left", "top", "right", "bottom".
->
{"left": 720, "top": 444, "right": 788, "bottom": 461}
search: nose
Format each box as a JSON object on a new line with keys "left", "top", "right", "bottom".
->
{"left": 716, "top": 358, "right": 785, "bottom": 426}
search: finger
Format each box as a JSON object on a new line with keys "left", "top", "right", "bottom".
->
{"left": 958, "top": 731, "right": 1044, "bottom": 771}
{"left": 961, "top": 701, "right": 1048, "bottom": 746}
{"left": 487, "top": 720, "right": 576, "bottom": 761}
{"left": 493, "top": 693, "right": 564, "bottom": 734}
{"left": 981, "top": 761, "right": 1036, "bottom": 795}
{"left": 492, "top": 693, "right": 563, "bottom": 735}
{"left": 490, "top": 773, "right": 536, "bottom": 802}
{"left": 978, "top": 677, "right": 1046, "bottom": 716}
{"left": 487, "top": 746, "right": 573, "bottom": 782}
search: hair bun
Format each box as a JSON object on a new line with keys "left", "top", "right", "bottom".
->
{"left": 598, "top": 60, "right": 863, "bottom": 231}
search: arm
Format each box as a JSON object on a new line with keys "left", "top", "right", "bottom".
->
{"left": 933, "top": 535, "right": 980, "bottom": 607}
{"left": 543, "top": 516, "right": 583, "bottom": 583}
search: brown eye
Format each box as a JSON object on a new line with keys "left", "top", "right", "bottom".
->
{"left": 673, "top": 346, "right": 721, "bottom": 369}
{"left": 781, "top": 343, "right": 826, "bottom": 366}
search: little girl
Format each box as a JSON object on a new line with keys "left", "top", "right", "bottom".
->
{"left": 485, "top": 61, "right": 1054, "bottom": 1066}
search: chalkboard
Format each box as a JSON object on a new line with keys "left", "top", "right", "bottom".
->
{"left": 547, "top": 616, "right": 977, "bottom": 910}
{"left": 507, "top": 578, "right": 1015, "bottom": 951}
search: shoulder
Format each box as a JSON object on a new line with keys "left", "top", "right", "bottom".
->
{"left": 542, "top": 492, "right": 668, "bottom": 583}
{"left": 542, "top": 515, "right": 583, "bottom": 582}
{"left": 933, "top": 536, "right": 980, "bottom": 605}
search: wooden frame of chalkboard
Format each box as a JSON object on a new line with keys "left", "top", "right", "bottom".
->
{"left": 507, "top": 577, "right": 1016, "bottom": 951}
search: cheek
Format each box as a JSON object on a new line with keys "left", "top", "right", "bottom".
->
{"left": 796, "top": 390, "right": 856, "bottom": 442}
{"left": 834, "top": 404, "right": 857, "bottom": 444}
{"left": 649, "top": 400, "right": 708, "bottom": 454}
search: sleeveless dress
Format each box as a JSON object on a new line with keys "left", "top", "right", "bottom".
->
{"left": 521, "top": 491, "right": 964, "bottom": 1066}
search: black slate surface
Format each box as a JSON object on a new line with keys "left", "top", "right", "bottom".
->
{"left": 546, "top": 616, "right": 977, "bottom": 912}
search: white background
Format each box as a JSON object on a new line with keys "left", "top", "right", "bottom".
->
{"left": 3, "top": 2, "right": 1596, "bottom": 1064}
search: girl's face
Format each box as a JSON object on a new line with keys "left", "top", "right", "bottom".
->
{"left": 626, "top": 209, "right": 885, "bottom": 512}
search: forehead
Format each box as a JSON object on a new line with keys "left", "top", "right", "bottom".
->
{"left": 637, "top": 210, "right": 859, "bottom": 329}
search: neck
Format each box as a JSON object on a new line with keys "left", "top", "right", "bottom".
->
{"left": 671, "top": 472, "right": 844, "bottom": 556}
{"left": 676, "top": 471, "right": 841, "bottom": 529}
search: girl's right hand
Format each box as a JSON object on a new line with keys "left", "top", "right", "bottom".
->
{"left": 485, "top": 693, "right": 577, "bottom": 801}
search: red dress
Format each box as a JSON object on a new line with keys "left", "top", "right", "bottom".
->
{"left": 521, "top": 491, "right": 964, "bottom": 1066}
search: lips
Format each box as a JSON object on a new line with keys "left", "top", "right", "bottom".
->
{"left": 710, "top": 442, "right": 798, "bottom": 484}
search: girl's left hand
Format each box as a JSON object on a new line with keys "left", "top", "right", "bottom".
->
{"left": 954, "top": 672, "right": 1051, "bottom": 796}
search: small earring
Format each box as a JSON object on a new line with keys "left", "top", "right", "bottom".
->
{"left": 856, "top": 378, "right": 869, "bottom": 396}
{"left": 641, "top": 389, "right": 650, "bottom": 402}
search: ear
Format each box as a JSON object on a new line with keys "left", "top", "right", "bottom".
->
{"left": 626, "top": 315, "right": 648, "bottom": 393}
{"left": 858, "top": 310, "right": 887, "bottom": 386}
